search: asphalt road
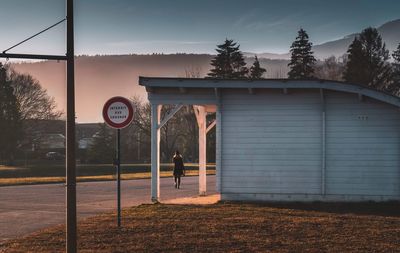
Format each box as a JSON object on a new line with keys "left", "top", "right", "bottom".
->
{"left": 0, "top": 176, "right": 216, "bottom": 242}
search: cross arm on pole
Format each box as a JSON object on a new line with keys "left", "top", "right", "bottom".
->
{"left": 0, "top": 53, "right": 67, "bottom": 61}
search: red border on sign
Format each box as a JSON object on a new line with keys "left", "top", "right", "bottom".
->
{"left": 102, "top": 96, "right": 134, "bottom": 129}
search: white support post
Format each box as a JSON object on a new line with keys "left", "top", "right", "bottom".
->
{"left": 151, "top": 104, "right": 161, "bottom": 202}
{"left": 194, "top": 105, "right": 207, "bottom": 196}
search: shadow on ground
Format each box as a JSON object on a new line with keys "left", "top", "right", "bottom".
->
{"left": 220, "top": 200, "right": 400, "bottom": 217}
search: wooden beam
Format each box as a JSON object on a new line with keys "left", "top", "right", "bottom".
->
{"left": 205, "top": 105, "right": 217, "bottom": 113}
{"left": 158, "top": 104, "right": 183, "bottom": 129}
{"left": 194, "top": 105, "right": 207, "bottom": 196}
{"left": 206, "top": 119, "right": 216, "bottom": 134}
{"left": 193, "top": 105, "right": 200, "bottom": 124}
{"left": 193, "top": 105, "right": 209, "bottom": 127}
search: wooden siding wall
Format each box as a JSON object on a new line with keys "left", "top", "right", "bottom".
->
{"left": 221, "top": 89, "right": 323, "bottom": 195}
{"left": 221, "top": 89, "right": 400, "bottom": 200}
{"left": 325, "top": 91, "right": 400, "bottom": 196}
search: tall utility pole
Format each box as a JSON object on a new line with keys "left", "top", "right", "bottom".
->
{"left": 66, "top": 0, "right": 77, "bottom": 252}
{"left": 0, "top": 0, "right": 77, "bottom": 252}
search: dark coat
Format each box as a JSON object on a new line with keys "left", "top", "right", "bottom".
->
{"left": 173, "top": 155, "right": 185, "bottom": 176}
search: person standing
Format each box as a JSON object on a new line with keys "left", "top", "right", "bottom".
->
{"left": 172, "top": 150, "right": 185, "bottom": 189}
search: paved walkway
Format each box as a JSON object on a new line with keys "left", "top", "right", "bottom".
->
{"left": 164, "top": 194, "right": 220, "bottom": 205}
{"left": 0, "top": 176, "right": 216, "bottom": 242}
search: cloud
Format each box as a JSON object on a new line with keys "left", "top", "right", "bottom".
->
{"left": 233, "top": 10, "right": 306, "bottom": 32}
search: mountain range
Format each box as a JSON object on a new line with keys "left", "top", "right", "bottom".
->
{"left": 245, "top": 19, "right": 400, "bottom": 60}
{"left": 10, "top": 19, "right": 400, "bottom": 123}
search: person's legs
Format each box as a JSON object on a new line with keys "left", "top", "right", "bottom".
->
{"left": 174, "top": 176, "right": 177, "bottom": 188}
{"left": 177, "top": 176, "right": 181, "bottom": 189}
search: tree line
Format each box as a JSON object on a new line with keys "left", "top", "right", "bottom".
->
{"left": 0, "top": 63, "right": 62, "bottom": 164}
{"left": 207, "top": 27, "right": 400, "bottom": 95}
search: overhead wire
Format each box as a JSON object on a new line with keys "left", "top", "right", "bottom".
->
{"left": 2, "top": 18, "right": 66, "bottom": 54}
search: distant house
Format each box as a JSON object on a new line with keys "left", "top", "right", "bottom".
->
{"left": 35, "top": 134, "right": 66, "bottom": 150}
{"left": 78, "top": 137, "right": 94, "bottom": 150}
{"left": 76, "top": 123, "right": 100, "bottom": 140}
{"left": 77, "top": 124, "right": 99, "bottom": 149}
{"left": 140, "top": 77, "right": 400, "bottom": 202}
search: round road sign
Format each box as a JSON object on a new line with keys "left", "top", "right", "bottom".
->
{"left": 102, "top": 96, "right": 134, "bottom": 129}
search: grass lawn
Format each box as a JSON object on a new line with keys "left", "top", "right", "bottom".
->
{"left": 0, "top": 163, "right": 215, "bottom": 186}
{"left": 0, "top": 169, "right": 216, "bottom": 186}
{"left": 1, "top": 202, "right": 399, "bottom": 252}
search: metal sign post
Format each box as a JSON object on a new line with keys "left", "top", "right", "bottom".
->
{"left": 103, "top": 96, "right": 134, "bottom": 227}
{"left": 116, "top": 128, "right": 121, "bottom": 226}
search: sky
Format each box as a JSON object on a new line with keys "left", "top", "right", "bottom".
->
{"left": 1, "top": 0, "right": 400, "bottom": 56}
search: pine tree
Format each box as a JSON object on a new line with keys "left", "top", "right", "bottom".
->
{"left": 343, "top": 27, "right": 391, "bottom": 90}
{"left": 249, "top": 56, "right": 266, "bottom": 79}
{"left": 287, "top": 29, "right": 316, "bottom": 79}
{"left": 342, "top": 38, "right": 369, "bottom": 85}
{"left": 208, "top": 39, "right": 248, "bottom": 79}
{"left": 390, "top": 43, "right": 400, "bottom": 94}
{"left": 384, "top": 43, "right": 400, "bottom": 95}
{"left": 0, "top": 63, "right": 22, "bottom": 164}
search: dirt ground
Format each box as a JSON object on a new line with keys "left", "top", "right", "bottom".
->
{"left": 1, "top": 202, "right": 400, "bottom": 253}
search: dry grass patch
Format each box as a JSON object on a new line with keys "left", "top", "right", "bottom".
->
{"left": 1, "top": 202, "right": 400, "bottom": 252}
{"left": 0, "top": 169, "right": 215, "bottom": 186}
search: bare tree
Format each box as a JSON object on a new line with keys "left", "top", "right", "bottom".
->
{"left": 314, "top": 56, "right": 346, "bottom": 81}
{"left": 129, "top": 96, "right": 201, "bottom": 163}
{"left": 130, "top": 96, "right": 151, "bottom": 136}
{"left": 185, "top": 66, "right": 202, "bottom": 78}
{"left": 9, "top": 69, "right": 63, "bottom": 120}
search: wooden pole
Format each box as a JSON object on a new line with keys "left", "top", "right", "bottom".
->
{"left": 66, "top": 0, "right": 77, "bottom": 252}
{"left": 0, "top": 1, "right": 77, "bottom": 251}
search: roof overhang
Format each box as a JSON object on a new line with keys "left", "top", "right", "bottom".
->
{"left": 139, "top": 77, "right": 400, "bottom": 108}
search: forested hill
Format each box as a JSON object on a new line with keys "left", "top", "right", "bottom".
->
{"left": 245, "top": 19, "right": 400, "bottom": 60}
{"left": 11, "top": 54, "right": 289, "bottom": 123}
